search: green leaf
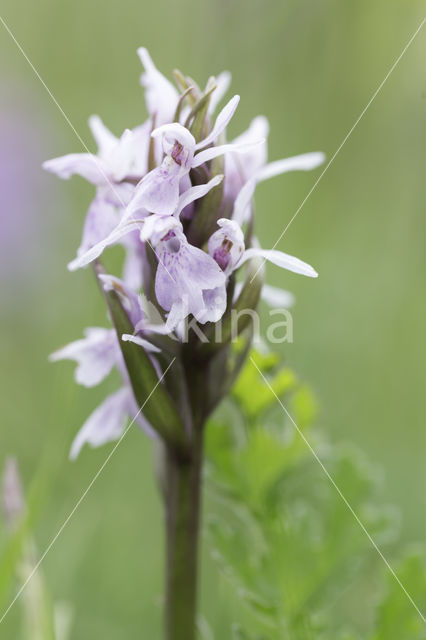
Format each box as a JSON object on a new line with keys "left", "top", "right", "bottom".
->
{"left": 95, "top": 264, "right": 187, "bottom": 451}
{"left": 205, "top": 351, "right": 419, "bottom": 639}
{"left": 370, "top": 552, "right": 426, "bottom": 639}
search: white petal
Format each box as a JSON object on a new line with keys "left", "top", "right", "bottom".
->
{"left": 137, "top": 47, "right": 179, "bottom": 124}
{"left": 208, "top": 71, "right": 232, "bottom": 114}
{"left": 196, "top": 286, "right": 227, "bottom": 324}
{"left": 68, "top": 219, "right": 141, "bottom": 271}
{"left": 257, "top": 152, "right": 325, "bottom": 182}
{"left": 128, "top": 162, "right": 181, "bottom": 216}
{"left": 43, "top": 154, "right": 109, "bottom": 186}
{"left": 121, "top": 333, "right": 161, "bottom": 352}
{"left": 195, "top": 95, "right": 240, "bottom": 150}
{"left": 151, "top": 122, "right": 196, "bottom": 151}
{"left": 192, "top": 139, "right": 264, "bottom": 169}
{"left": 70, "top": 387, "right": 131, "bottom": 459}
{"left": 174, "top": 175, "right": 224, "bottom": 218}
{"left": 78, "top": 196, "right": 120, "bottom": 256}
{"left": 139, "top": 214, "right": 179, "bottom": 245}
{"left": 50, "top": 327, "right": 118, "bottom": 387}
{"left": 232, "top": 177, "right": 257, "bottom": 225}
{"left": 240, "top": 248, "right": 318, "bottom": 278}
{"left": 88, "top": 115, "right": 118, "bottom": 159}
{"left": 165, "top": 299, "right": 189, "bottom": 332}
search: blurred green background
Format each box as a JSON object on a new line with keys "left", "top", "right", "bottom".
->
{"left": 0, "top": 0, "right": 425, "bottom": 637}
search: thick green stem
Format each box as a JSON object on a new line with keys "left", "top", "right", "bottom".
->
{"left": 164, "top": 429, "right": 204, "bottom": 640}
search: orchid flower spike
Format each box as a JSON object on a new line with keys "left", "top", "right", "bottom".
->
{"left": 45, "top": 46, "right": 324, "bottom": 460}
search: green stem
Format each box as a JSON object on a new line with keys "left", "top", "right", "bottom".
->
{"left": 164, "top": 429, "right": 204, "bottom": 640}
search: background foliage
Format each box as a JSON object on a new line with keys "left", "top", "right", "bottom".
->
{"left": 0, "top": 0, "right": 425, "bottom": 637}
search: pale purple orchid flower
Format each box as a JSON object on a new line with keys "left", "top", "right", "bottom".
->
{"left": 67, "top": 177, "right": 227, "bottom": 329}
{"left": 126, "top": 95, "right": 264, "bottom": 217}
{"left": 67, "top": 175, "right": 223, "bottom": 270}
{"left": 138, "top": 47, "right": 231, "bottom": 125}
{"left": 152, "top": 216, "right": 227, "bottom": 329}
{"left": 49, "top": 276, "right": 164, "bottom": 458}
{"left": 224, "top": 115, "right": 270, "bottom": 203}
{"left": 223, "top": 114, "right": 325, "bottom": 222}
{"left": 208, "top": 217, "right": 318, "bottom": 278}
{"left": 231, "top": 150, "right": 326, "bottom": 226}
{"left": 43, "top": 116, "right": 149, "bottom": 199}
{"left": 138, "top": 48, "right": 180, "bottom": 126}
{"left": 43, "top": 116, "right": 153, "bottom": 256}
{"left": 49, "top": 328, "right": 146, "bottom": 459}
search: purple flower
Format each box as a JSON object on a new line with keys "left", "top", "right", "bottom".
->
{"left": 223, "top": 115, "right": 325, "bottom": 223}
{"left": 209, "top": 217, "right": 318, "bottom": 278}
{"left": 138, "top": 48, "right": 180, "bottom": 126}
{"left": 126, "top": 96, "right": 263, "bottom": 217}
{"left": 46, "top": 46, "right": 325, "bottom": 458}
{"left": 153, "top": 217, "right": 226, "bottom": 329}
{"left": 43, "top": 116, "right": 152, "bottom": 255}
{"left": 50, "top": 275, "right": 163, "bottom": 458}
{"left": 67, "top": 175, "right": 223, "bottom": 269}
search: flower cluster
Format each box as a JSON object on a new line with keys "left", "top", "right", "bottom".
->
{"left": 46, "top": 48, "right": 324, "bottom": 457}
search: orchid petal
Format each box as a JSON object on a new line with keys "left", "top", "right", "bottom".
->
{"left": 195, "top": 95, "right": 240, "bottom": 150}
{"left": 155, "top": 232, "right": 226, "bottom": 323}
{"left": 257, "top": 152, "right": 325, "bottom": 182}
{"left": 208, "top": 71, "right": 231, "bottom": 114}
{"left": 70, "top": 387, "right": 131, "bottom": 460}
{"left": 196, "top": 286, "right": 227, "bottom": 324}
{"left": 88, "top": 115, "right": 118, "bottom": 159}
{"left": 174, "top": 175, "right": 224, "bottom": 218}
{"left": 151, "top": 122, "right": 196, "bottom": 151}
{"left": 78, "top": 196, "right": 120, "bottom": 256}
{"left": 232, "top": 177, "right": 257, "bottom": 225}
{"left": 240, "top": 247, "right": 318, "bottom": 278}
{"left": 43, "top": 153, "right": 109, "bottom": 186}
{"left": 50, "top": 328, "right": 118, "bottom": 387}
{"left": 137, "top": 47, "right": 179, "bottom": 125}
{"left": 121, "top": 334, "right": 161, "bottom": 353}
{"left": 139, "top": 214, "right": 179, "bottom": 244}
{"left": 68, "top": 219, "right": 141, "bottom": 271}
{"left": 192, "top": 139, "right": 264, "bottom": 169}
{"left": 128, "top": 163, "right": 182, "bottom": 216}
